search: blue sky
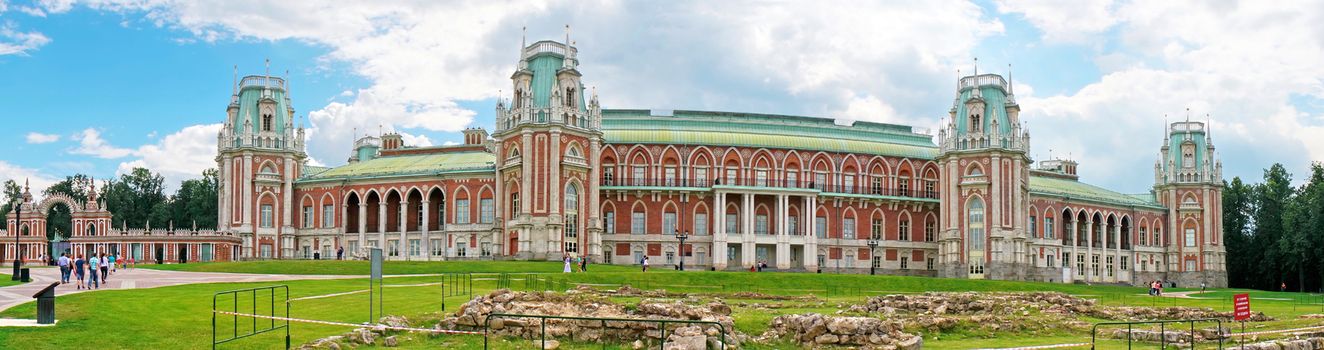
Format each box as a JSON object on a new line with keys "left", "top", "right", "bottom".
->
{"left": 2, "top": 0, "right": 1322, "bottom": 195}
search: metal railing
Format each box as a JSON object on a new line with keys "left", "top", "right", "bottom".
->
{"left": 440, "top": 273, "right": 473, "bottom": 311}
{"left": 212, "top": 285, "right": 290, "bottom": 350}
{"left": 1091, "top": 318, "right": 1224, "bottom": 350}
{"left": 483, "top": 313, "right": 727, "bottom": 350}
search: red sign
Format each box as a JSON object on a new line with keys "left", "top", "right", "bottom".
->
{"left": 1233, "top": 293, "right": 1252, "bottom": 321}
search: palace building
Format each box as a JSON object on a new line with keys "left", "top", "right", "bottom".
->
{"left": 197, "top": 36, "right": 1226, "bottom": 286}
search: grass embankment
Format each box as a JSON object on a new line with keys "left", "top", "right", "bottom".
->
{"left": 3, "top": 261, "right": 1321, "bottom": 349}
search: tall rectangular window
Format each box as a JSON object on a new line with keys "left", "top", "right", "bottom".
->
{"left": 788, "top": 216, "right": 798, "bottom": 236}
{"left": 322, "top": 204, "right": 334, "bottom": 228}
{"left": 925, "top": 220, "right": 936, "bottom": 242}
{"left": 303, "top": 206, "right": 314, "bottom": 228}
{"left": 725, "top": 167, "right": 738, "bottom": 185}
{"left": 694, "top": 168, "right": 708, "bottom": 187}
{"left": 843, "top": 218, "right": 856, "bottom": 239}
{"left": 755, "top": 170, "right": 768, "bottom": 187}
{"left": 924, "top": 180, "right": 936, "bottom": 197}
{"left": 815, "top": 173, "right": 827, "bottom": 190}
{"left": 389, "top": 240, "right": 399, "bottom": 257}
{"left": 1184, "top": 228, "right": 1196, "bottom": 247}
{"left": 480, "top": 199, "right": 494, "bottom": 223}
{"left": 632, "top": 212, "right": 646, "bottom": 234}
{"left": 663, "top": 212, "right": 677, "bottom": 235}
{"left": 1045, "top": 218, "right": 1055, "bottom": 239}
{"left": 665, "top": 167, "right": 677, "bottom": 186}
{"left": 603, "top": 167, "right": 614, "bottom": 185}
{"left": 693, "top": 213, "right": 707, "bottom": 235}
{"left": 871, "top": 176, "right": 883, "bottom": 194}
{"left": 260, "top": 204, "right": 274, "bottom": 228}
{"left": 1139, "top": 227, "right": 1148, "bottom": 246}
{"left": 870, "top": 219, "right": 883, "bottom": 240}
{"left": 815, "top": 217, "right": 827, "bottom": 238}
{"left": 409, "top": 239, "right": 420, "bottom": 256}
{"left": 565, "top": 214, "right": 579, "bottom": 239}
{"left": 899, "top": 219, "right": 910, "bottom": 241}
{"left": 755, "top": 214, "right": 768, "bottom": 235}
{"left": 786, "top": 172, "right": 798, "bottom": 188}
{"left": 605, "top": 212, "right": 616, "bottom": 234}
{"left": 843, "top": 175, "right": 854, "bottom": 193}
{"left": 899, "top": 178, "right": 910, "bottom": 196}
{"left": 726, "top": 213, "right": 738, "bottom": 234}
{"left": 1029, "top": 215, "right": 1037, "bottom": 237}
{"left": 633, "top": 166, "right": 646, "bottom": 186}
{"left": 430, "top": 239, "right": 443, "bottom": 255}
{"left": 455, "top": 199, "right": 470, "bottom": 224}
{"left": 900, "top": 257, "right": 909, "bottom": 269}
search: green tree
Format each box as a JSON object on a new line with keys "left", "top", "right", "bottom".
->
{"left": 0, "top": 180, "right": 22, "bottom": 221}
{"left": 1251, "top": 163, "right": 1293, "bottom": 290}
{"left": 102, "top": 168, "right": 167, "bottom": 229}
{"left": 1221, "top": 177, "right": 1253, "bottom": 288}
{"left": 170, "top": 169, "right": 219, "bottom": 229}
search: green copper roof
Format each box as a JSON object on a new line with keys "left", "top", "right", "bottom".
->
{"left": 1029, "top": 174, "right": 1164, "bottom": 209}
{"left": 1163, "top": 122, "right": 1209, "bottom": 172}
{"left": 298, "top": 151, "right": 495, "bottom": 182}
{"left": 524, "top": 46, "right": 587, "bottom": 112}
{"left": 602, "top": 109, "right": 938, "bottom": 159}
{"left": 230, "top": 85, "right": 291, "bottom": 135}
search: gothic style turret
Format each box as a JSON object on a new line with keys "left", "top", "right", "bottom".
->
{"left": 491, "top": 29, "right": 604, "bottom": 261}
{"left": 216, "top": 62, "right": 307, "bottom": 259}
{"left": 1152, "top": 115, "right": 1225, "bottom": 286}
{"left": 936, "top": 68, "right": 1032, "bottom": 281}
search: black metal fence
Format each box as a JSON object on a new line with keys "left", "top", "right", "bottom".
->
{"left": 482, "top": 313, "right": 727, "bottom": 350}
{"left": 440, "top": 272, "right": 473, "bottom": 311}
{"left": 212, "top": 285, "right": 290, "bottom": 350}
{"left": 1091, "top": 318, "right": 1224, "bottom": 350}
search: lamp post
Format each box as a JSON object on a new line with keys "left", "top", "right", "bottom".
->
{"left": 675, "top": 230, "right": 689, "bottom": 271}
{"left": 866, "top": 239, "right": 879, "bottom": 276}
{"left": 10, "top": 199, "right": 21, "bottom": 280}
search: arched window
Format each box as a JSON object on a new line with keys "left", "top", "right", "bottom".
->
{"left": 967, "top": 198, "right": 985, "bottom": 250}
{"left": 262, "top": 114, "right": 273, "bottom": 132}
{"left": 970, "top": 114, "right": 982, "bottom": 133}
{"left": 88, "top": 223, "right": 96, "bottom": 236}
{"left": 565, "top": 87, "right": 576, "bottom": 108}
{"left": 564, "top": 184, "right": 579, "bottom": 213}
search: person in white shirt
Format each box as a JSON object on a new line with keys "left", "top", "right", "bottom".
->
{"left": 57, "top": 253, "right": 71, "bottom": 284}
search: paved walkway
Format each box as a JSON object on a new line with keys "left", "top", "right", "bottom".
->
{"left": 0, "top": 267, "right": 362, "bottom": 313}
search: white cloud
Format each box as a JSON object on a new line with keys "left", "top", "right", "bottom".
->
{"left": 25, "top": 132, "right": 60, "bottom": 144}
{"left": 0, "top": 161, "right": 60, "bottom": 202}
{"left": 995, "top": 0, "right": 1118, "bottom": 43}
{"left": 70, "top": 128, "right": 134, "bottom": 159}
{"left": 0, "top": 22, "right": 51, "bottom": 56}
{"left": 115, "top": 123, "right": 222, "bottom": 190}
{"left": 1004, "top": 0, "right": 1324, "bottom": 189}
{"left": 398, "top": 132, "right": 433, "bottom": 147}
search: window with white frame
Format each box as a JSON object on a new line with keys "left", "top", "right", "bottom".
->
{"left": 814, "top": 172, "right": 827, "bottom": 190}
{"left": 693, "top": 213, "right": 707, "bottom": 235}
{"left": 633, "top": 166, "right": 646, "bottom": 186}
{"left": 322, "top": 204, "right": 334, "bottom": 228}
{"left": 1045, "top": 218, "right": 1055, "bottom": 239}
{"left": 968, "top": 198, "right": 985, "bottom": 250}
{"left": 755, "top": 214, "right": 768, "bottom": 235}
{"left": 431, "top": 239, "right": 443, "bottom": 255}
{"left": 1029, "top": 215, "right": 1037, "bottom": 237}
{"left": 388, "top": 240, "right": 400, "bottom": 257}
{"left": 303, "top": 206, "right": 314, "bottom": 228}
{"left": 409, "top": 239, "right": 420, "bottom": 256}
{"left": 843, "top": 174, "right": 854, "bottom": 193}
{"left": 872, "top": 255, "right": 881, "bottom": 268}
{"left": 456, "top": 239, "right": 467, "bottom": 257}
{"left": 788, "top": 216, "right": 798, "bottom": 236}
{"left": 605, "top": 212, "right": 616, "bottom": 234}
{"left": 815, "top": 217, "right": 827, "bottom": 238}
{"left": 755, "top": 169, "right": 768, "bottom": 187}
{"left": 665, "top": 167, "right": 677, "bottom": 186}
{"left": 603, "top": 167, "right": 615, "bottom": 185}
{"left": 455, "top": 199, "right": 470, "bottom": 224}
{"left": 843, "top": 218, "right": 856, "bottom": 239}
{"left": 899, "top": 218, "right": 910, "bottom": 241}
{"left": 480, "top": 198, "right": 494, "bottom": 223}
{"left": 726, "top": 213, "right": 738, "bottom": 234}
{"left": 260, "top": 204, "right": 274, "bottom": 228}
{"left": 1184, "top": 228, "right": 1196, "bottom": 247}
{"left": 871, "top": 176, "right": 883, "bottom": 194}
{"left": 694, "top": 167, "right": 708, "bottom": 187}
{"left": 663, "top": 212, "right": 677, "bottom": 235}
{"left": 871, "top": 218, "right": 883, "bottom": 240}
{"left": 632, "top": 211, "right": 645, "bottom": 234}
{"left": 925, "top": 219, "right": 936, "bottom": 242}
{"left": 786, "top": 171, "right": 798, "bottom": 188}
{"left": 900, "top": 257, "right": 909, "bottom": 269}
{"left": 725, "top": 166, "right": 738, "bottom": 185}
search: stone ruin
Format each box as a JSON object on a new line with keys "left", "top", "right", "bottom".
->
{"left": 1101, "top": 327, "right": 1230, "bottom": 345}
{"left": 437, "top": 288, "right": 746, "bottom": 349}
{"left": 758, "top": 313, "right": 923, "bottom": 350}
{"left": 1229, "top": 337, "right": 1324, "bottom": 350}
{"left": 300, "top": 315, "right": 411, "bottom": 349}
{"left": 850, "top": 292, "right": 1273, "bottom": 322}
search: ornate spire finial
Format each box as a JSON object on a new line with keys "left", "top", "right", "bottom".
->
{"left": 565, "top": 24, "right": 571, "bottom": 46}
{"left": 1185, "top": 107, "right": 1191, "bottom": 124}
{"left": 232, "top": 64, "right": 238, "bottom": 95}
{"left": 973, "top": 57, "right": 978, "bottom": 76}
{"left": 285, "top": 69, "right": 291, "bottom": 94}
{"left": 1007, "top": 63, "right": 1013, "bottom": 95}
{"left": 264, "top": 58, "right": 270, "bottom": 84}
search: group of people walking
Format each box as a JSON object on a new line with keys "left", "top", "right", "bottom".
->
{"left": 56, "top": 252, "right": 133, "bottom": 290}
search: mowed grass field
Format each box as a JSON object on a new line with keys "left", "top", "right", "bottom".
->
{"left": 1, "top": 260, "right": 1320, "bottom": 349}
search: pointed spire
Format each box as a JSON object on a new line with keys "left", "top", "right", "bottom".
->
{"left": 973, "top": 57, "right": 978, "bottom": 76}
{"left": 232, "top": 65, "right": 239, "bottom": 95}
{"left": 1007, "top": 63, "right": 1014, "bottom": 95}
{"left": 1185, "top": 107, "right": 1191, "bottom": 124}
{"left": 264, "top": 58, "right": 271, "bottom": 87}
{"left": 565, "top": 24, "right": 571, "bottom": 46}
{"left": 285, "top": 69, "right": 291, "bottom": 94}
{"left": 1163, "top": 114, "right": 1170, "bottom": 142}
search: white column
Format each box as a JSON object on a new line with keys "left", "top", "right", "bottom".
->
{"left": 422, "top": 200, "right": 430, "bottom": 261}
{"left": 377, "top": 197, "right": 387, "bottom": 251}
{"left": 399, "top": 198, "right": 409, "bottom": 260}
{"left": 1113, "top": 222, "right": 1122, "bottom": 282}
{"left": 805, "top": 195, "right": 818, "bottom": 270}
{"left": 1085, "top": 218, "right": 1094, "bottom": 282}
{"left": 775, "top": 194, "right": 790, "bottom": 269}
{"left": 713, "top": 192, "right": 726, "bottom": 270}
{"left": 242, "top": 153, "right": 253, "bottom": 228}
{"left": 357, "top": 202, "right": 367, "bottom": 255}
{"left": 220, "top": 159, "right": 231, "bottom": 227}
{"left": 742, "top": 193, "right": 755, "bottom": 268}
{"left": 1070, "top": 218, "right": 1078, "bottom": 282}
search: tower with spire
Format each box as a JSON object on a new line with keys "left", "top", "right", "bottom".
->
{"left": 1152, "top": 111, "right": 1225, "bottom": 286}
{"left": 935, "top": 61, "right": 1032, "bottom": 280}
{"left": 491, "top": 26, "right": 604, "bottom": 261}
{"left": 216, "top": 61, "right": 308, "bottom": 259}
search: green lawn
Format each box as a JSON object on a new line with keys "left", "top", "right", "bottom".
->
{"left": 139, "top": 260, "right": 640, "bottom": 275}
{"left": 3, "top": 261, "right": 1322, "bottom": 349}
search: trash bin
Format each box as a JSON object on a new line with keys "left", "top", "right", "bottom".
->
{"left": 18, "top": 268, "right": 30, "bottom": 282}
{"left": 33, "top": 282, "right": 58, "bottom": 324}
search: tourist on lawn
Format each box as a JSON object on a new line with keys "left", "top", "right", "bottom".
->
{"left": 642, "top": 256, "right": 650, "bottom": 272}
{"left": 107, "top": 253, "right": 117, "bottom": 274}
{"left": 563, "top": 254, "right": 572, "bottom": 273}
{"left": 74, "top": 254, "right": 87, "bottom": 290}
{"left": 87, "top": 254, "right": 100, "bottom": 289}
{"left": 99, "top": 253, "right": 110, "bottom": 284}
{"left": 337, "top": 246, "right": 344, "bottom": 260}
{"left": 580, "top": 256, "right": 588, "bottom": 273}
{"left": 58, "top": 252, "right": 71, "bottom": 284}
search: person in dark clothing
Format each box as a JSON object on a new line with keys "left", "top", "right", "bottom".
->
{"left": 337, "top": 246, "right": 344, "bottom": 260}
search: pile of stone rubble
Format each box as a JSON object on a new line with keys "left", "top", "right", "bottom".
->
{"left": 299, "top": 316, "right": 410, "bottom": 349}
{"left": 758, "top": 313, "right": 923, "bottom": 349}
{"left": 437, "top": 289, "right": 744, "bottom": 349}
{"left": 850, "top": 292, "right": 1273, "bottom": 322}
